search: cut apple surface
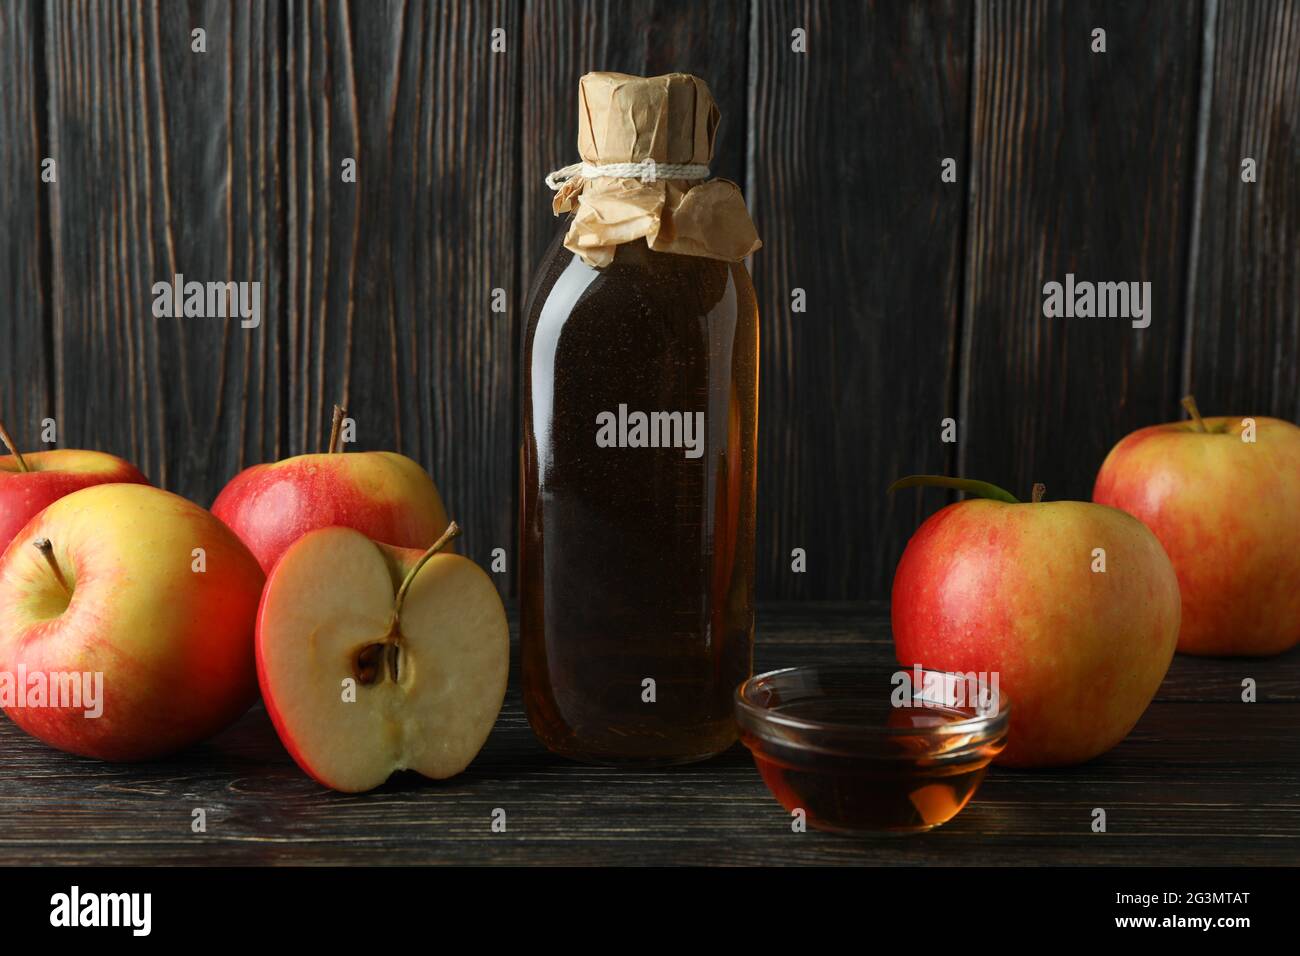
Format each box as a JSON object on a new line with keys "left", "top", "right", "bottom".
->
{"left": 256, "top": 524, "right": 508, "bottom": 792}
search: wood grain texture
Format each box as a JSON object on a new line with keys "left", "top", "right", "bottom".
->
{"left": 0, "top": 604, "right": 1295, "bottom": 865}
{"left": 959, "top": 0, "right": 1203, "bottom": 502}
{"left": 1183, "top": 0, "right": 1300, "bottom": 421}
{"left": 7, "top": 0, "right": 1298, "bottom": 610}
{"left": 0, "top": 0, "right": 51, "bottom": 453}
{"left": 285, "top": 0, "right": 519, "bottom": 586}
{"left": 45, "top": 0, "right": 285, "bottom": 500}
{"left": 750, "top": 0, "right": 971, "bottom": 599}
{"left": 519, "top": 0, "right": 750, "bottom": 290}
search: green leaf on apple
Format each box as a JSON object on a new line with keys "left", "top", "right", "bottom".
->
{"left": 887, "top": 475, "right": 1021, "bottom": 503}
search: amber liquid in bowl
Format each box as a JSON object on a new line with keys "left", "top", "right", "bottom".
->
{"left": 742, "top": 697, "right": 1004, "bottom": 834}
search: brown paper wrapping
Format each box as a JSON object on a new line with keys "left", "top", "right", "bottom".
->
{"left": 552, "top": 72, "right": 761, "bottom": 268}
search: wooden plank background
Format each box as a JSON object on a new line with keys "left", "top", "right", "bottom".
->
{"left": 958, "top": 0, "right": 1203, "bottom": 503}
{"left": 750, "top": 0, "right": 970, "bottom": 599}
{"left": 45, "top": 0, "right": 285, "bottom": 498}
{"left": 1184, "top": 0, "right": 1300, "bottom": 422}
{"left": 2, "top": 0, "right": 1297, "bottom": 600}
{"left": 0, "top": 0, "right": 50, "bottom": 453}
{"left": 283, "top": 0, "right": 519, "bottom": 582}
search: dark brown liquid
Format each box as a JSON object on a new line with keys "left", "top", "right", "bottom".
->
{"left": 520, "top": 232, "right": 758, "bottom": 765}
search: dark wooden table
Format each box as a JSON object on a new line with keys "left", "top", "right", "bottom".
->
{"left": 1, "top": 603, "right": 1296, "bottom": 866}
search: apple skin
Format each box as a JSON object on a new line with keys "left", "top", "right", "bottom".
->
{"left": 0, "top": 483, "right": 264, "bottom": 761}
{"left": 891, "top": 498, "right": 1180, "bottom": 767}
{"left": 211, "top": 451, "right": 450, "bottom": 573}
{"left": 1, "top": 450, "right": 148, "bottom": 554}
{"left": 255, "top": 527, "right": 508, "bottom": 792}
{"left": 254, "top": 535, "right": 415, "bottom": 789}
{"left": 1093, "top": 416, "right": 1300, "bottom": 657}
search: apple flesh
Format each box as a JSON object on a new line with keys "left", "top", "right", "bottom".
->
{"left": 212, "top": 450, "right": 451, "bottom": 574}
{"left": 891, "top": 481, "right": 1180, "bottom": 767}
{"left": 256, "top": 524, "right": 508, "bottom": 792}
{"left": 1, "top": 448, "right": 148, "bottom": 553}
{"left": 1094, "top": 412, "right": 1300, "bottom": 656}
{"left": 0, "top": 483, "right": 264, "bottom": 760}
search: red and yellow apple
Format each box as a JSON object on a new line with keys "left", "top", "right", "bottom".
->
{"left": 212, "top": 408, "right": 450, "bottom": 574}
{"left": 0, "top": 417, "right": 148, "bottom": 553}
{"left": 1094, "top": 398, "right": 1300, "bottom": 657}
{"left": 256, "top": 523, "right": 508, "bottom": 792}
{"left": 0, "top": 483, "right": 264, "bottom": 760}
{"left": 890, "top": 477, "right": 1180, "bottom": 767}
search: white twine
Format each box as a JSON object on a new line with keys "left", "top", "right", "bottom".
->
{"left": 545, "top": 159, "right": 710, "bottom": 191}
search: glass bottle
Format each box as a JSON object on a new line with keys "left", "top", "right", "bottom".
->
{"left": 520, "top": 228, "right": 758, "bottom": 765}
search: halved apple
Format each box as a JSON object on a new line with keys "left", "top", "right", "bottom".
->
{"left": 256, "top": 522, "right": 508, "bottom": 792}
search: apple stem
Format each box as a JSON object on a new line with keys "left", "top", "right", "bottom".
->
{"left": 391, "top": 521, "right": 462, "bottom": 627}
{"left": 32, "top": 538, "right": 71, "bottom": 593}
{"left": 328, "top": 403, "right": 346, "bottom": 453}
{"left": 1181, "top": 394, "right": 1207, "bottom": 432}
{"left": 1031, "top": 483, "right": 1046, "bottom": 504}
{"left": 0, "top": 417, "right": 30, "bottom": 472}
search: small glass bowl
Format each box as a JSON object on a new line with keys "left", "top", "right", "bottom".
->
{"left": 735, "top": 665, "right": 1010, "bottom": 834}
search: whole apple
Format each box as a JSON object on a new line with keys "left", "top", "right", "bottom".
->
{"left": 1094, "top": 397, "right": 1300, "bottom": 656}
{"left": 0, "top": 417, "right": 148, "bottom": 553}
{"left": 890, "top": 477, "right": 1181, "bottom": 767}
{"left": 212, "top": 406, "right": 450, "bottom": 573}
{"left": 0, "top": 483, "right": 264, "bottom": 760}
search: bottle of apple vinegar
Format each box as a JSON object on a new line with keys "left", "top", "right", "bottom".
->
{"left": 520, "top": 73, "right": 761, "bottom": 764}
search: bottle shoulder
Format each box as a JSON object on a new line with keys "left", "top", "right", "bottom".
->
{"left": 524, "top": 235, "right": 756, "bottom": 340}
